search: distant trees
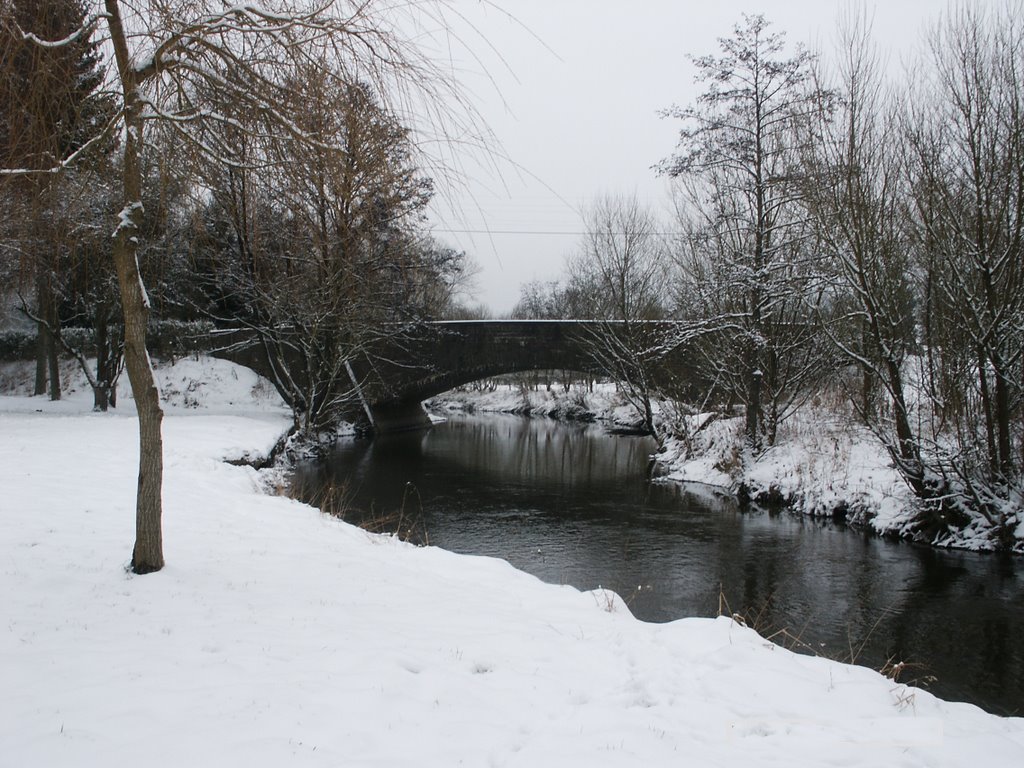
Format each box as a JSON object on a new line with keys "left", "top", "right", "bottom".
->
{"left": 661, "top": 14, "right": 832, "bottom": 450}
{"left": 512, "top": 280, "right": 568, "bottom": 320}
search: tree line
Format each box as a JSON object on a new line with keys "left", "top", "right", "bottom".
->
{"left": 513, "top": 6, "right": 1023, "bottom": 545}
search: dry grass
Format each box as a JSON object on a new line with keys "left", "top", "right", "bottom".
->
{"left": 290, "top": 476, "right": 429, "bottom": 545}
{"left": 717, "top": 585, "right": 936, "bottom": 690}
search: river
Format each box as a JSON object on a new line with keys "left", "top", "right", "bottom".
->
{"left": 291, "top": 413, "right": 1023, "bottom": 716}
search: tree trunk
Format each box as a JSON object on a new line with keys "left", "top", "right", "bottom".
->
{"left": 988, "top": 347, "right": 1013, "bottom": 479}
{"left": 93, "top": 310, "right": 111, "bottom": 412}
{"left": 117, "top": 185, "right": 164, "bottom": 574}
{"left": 105, "top": 0, "right": 164, "bottom": 574}
{"left": 33, "top": 324, "right": 48, "bottom": 396}
{"left": 92, "top": 307, "right": 117, "bottom": 411}
{"left": 977, "top": 346, "right": 998, "bottom": 478}
{"left": 745, "top": 345, "right": 762, "bottom": 451}
{"left": 33, "top": 267, "right": 62, "bottom": 399}
{"left": 34, "top": 314, "right": 61, "bottom": 401}
{"left": 46, "top": 320, "right": 60, "bottom": 401}
{"left": 885, "top": 356, "right": 925, "bottom": 497}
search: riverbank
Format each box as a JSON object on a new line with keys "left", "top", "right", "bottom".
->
{"left": 3, "top": 356, "right": 1023, "bottom": 765}
{"left": 427, "top": 385, "right": 1023, "bottom": 553}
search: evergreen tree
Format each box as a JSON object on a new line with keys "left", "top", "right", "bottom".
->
{"left": 1, "top": 0, "right": 111, "bottom": 399}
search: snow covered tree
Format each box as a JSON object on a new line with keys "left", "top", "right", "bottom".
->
{"left": 904, "top": 2, "right": 1024, "bottom": 531}
{"left": 661, "top": 14, "right": 831, "bottom": 450}
{"left": 801, "top": 12, "right": 929, "bottom": 501}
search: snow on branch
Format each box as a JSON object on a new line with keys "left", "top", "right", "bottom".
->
{"left": 113, "top": 201, "right": 144, "bottom": 239}
{"left": 8, "top": 12, "right": 109, "bottom": 49}
{"left": 0, "top": 109, "right": 125, "bottom": 177}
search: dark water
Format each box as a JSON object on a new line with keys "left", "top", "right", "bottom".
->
{"left": 293, "top": 413, "right": 1023, "bottom": 716}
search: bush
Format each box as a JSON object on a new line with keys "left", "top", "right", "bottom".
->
{"left": 0, "top": 331, "right": 37, "bottom": 360}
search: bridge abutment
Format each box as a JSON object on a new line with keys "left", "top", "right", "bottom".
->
{"left": 366, "top": 400, "right": 433, "bottom": 433}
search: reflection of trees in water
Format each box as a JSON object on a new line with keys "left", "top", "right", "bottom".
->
{"left": 421, "top": 416, "right": 655, "bottom": 490}
{"left": 880, "top": 550, "right": 1022, "bottom": 715}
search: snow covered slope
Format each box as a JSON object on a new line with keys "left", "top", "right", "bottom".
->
{"left": 1, "top": 359, "right": 1021, "bottom": 766}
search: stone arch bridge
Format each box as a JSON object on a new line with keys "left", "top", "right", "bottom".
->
{"left": 216, "top": 320, "right": 688, "bottom": 431}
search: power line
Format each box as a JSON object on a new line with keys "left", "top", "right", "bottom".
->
{"left": 431, "top": 227, "right": 678, "bottom": 236}
{"left": 433, "top": 228, "right": 582, "bottom": 235}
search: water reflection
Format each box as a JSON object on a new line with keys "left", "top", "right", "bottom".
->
{"left": 293, "top": 414, "right": 1022, "bottom": 716}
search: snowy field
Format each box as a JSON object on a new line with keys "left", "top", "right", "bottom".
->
{"left": 2, "top": 357, "right": 1022, "bottom": 766}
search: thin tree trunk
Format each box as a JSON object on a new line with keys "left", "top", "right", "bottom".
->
{"left": 34, "top": 324, "right": 48, "bottom": 395}
{"left": 105, "top": 0, "right": 164, "bottom": 574}
{"left": 33, "top": 266, "right": 58, "bottom": 397}
{"left": 990, "top": 350, "right": 1013, "bottom": 478}
{"left": 46, "top": 316, "right": 60, "bottom": 401}
{"left": 860, "top": 319, "right": 874, "bottom": 423}
{"left": 745, "top": 343, "right": 762, "bottom": 451}
{"left": 977, "top": 346, "right": 998, "bottom": 478}
{"left": 93, "top": 309, "right": 110, "bottom": 411}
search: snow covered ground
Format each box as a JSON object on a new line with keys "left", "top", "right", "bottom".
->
{"left": 3, "top": 358, "right": 1023, "bottom": 766}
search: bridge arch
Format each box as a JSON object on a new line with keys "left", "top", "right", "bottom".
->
{"left": 216, "top": 320, "right": 683, "bottom": 432}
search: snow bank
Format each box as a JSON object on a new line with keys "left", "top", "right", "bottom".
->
{"left": 427, "top": 382, "right": 644, "bottom": 427}
{"left": 657, "top": 409, "right": 911, "bottom": 524}
{"left": 1, "top": 358, "right": 1022, "bottom": 765}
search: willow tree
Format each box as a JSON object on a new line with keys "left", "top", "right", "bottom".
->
{"left": 190, "top": 67, "right": 440, "bottom": 439}
{"left": 3, "top": 0, "right": 474, "bottom": 573}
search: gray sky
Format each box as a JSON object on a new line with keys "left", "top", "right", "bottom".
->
{"left": 423, "top": 1, "right": 961, "bottom": 315}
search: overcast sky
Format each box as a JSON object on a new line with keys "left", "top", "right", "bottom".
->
{"left": 422, "top": 1, "right": 989, "bottom": 315}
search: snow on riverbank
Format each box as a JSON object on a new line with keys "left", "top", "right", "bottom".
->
{"left": 427, "top": 382, "right": 643, "bottom": 426}
{"left": 3, "top": 358, "right": 1023, "bottom": 765}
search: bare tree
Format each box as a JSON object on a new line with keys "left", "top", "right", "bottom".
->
{"left": 567, "top": 194, "right": 671, "bottom": 435}
{"left": 801, "top": 11, "right": 930, "bottom": 503}
{"left": 3, "top": 0, "right": 478, "bottom": 573}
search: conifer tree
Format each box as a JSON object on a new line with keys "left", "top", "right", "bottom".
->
{"left": 1, "top": 0, "right": 110, "bottom": 398}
